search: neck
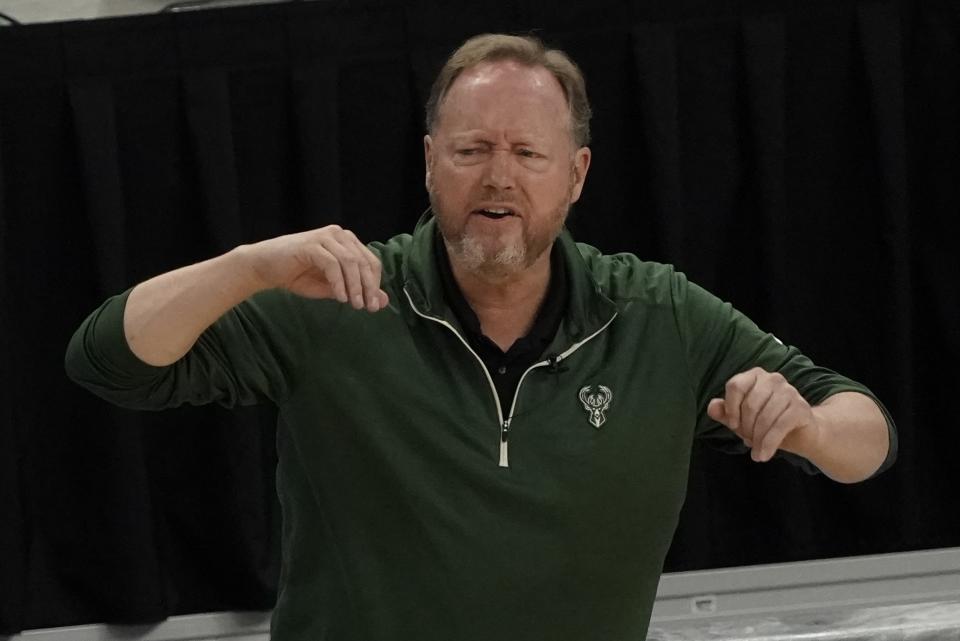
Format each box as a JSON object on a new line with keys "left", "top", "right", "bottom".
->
{"left": 448, "top": 247, "right": 552, "bottom": 351}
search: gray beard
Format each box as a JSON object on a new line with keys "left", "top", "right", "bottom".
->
{"left": 445, "top": 230, "right": 528, "bottom": 279}
{"left": 429, "top": 192, "right": 570, "bottom": 281}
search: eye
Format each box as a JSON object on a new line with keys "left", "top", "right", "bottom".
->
{"left": 517, "top": 149, "right": 541, "bottom": 158}
{"left": 457, "top": 147, "right": 488, "bottom": 157}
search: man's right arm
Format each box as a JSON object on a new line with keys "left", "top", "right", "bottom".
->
{"left": 122, "top": 225, "right": 389, "bottom": 367}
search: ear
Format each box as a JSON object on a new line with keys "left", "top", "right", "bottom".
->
{"left": 424, "top": 134, "right": 434, "bottom": 191}
{"left": 569, "top": 146, "right": 591, "bottom": 204}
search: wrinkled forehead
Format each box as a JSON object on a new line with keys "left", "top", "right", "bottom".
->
{"left": 436, "top": 60, "right": 572, "bottom": 139}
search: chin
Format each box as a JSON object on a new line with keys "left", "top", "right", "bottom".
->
{"left": 451, "top": 234, "right": 529, "bottom": 276}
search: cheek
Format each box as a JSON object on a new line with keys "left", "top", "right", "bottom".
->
{"left": 434, "top": 164, "right": 479, "bottom": 198}
{"left": 527, "top": 172, "right": 572, "bottom": 205}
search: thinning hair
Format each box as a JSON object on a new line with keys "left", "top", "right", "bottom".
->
{"left": 424, "top": 33, "right": 592, "bottom": 148}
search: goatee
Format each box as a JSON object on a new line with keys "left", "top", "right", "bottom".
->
{"left": 429, "top": 191, "right": 570, "bottom": 281}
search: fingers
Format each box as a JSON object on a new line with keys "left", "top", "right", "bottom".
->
{"left": 335, "top": 227, "right": 381, "bottom": 311}
{"left": 357, "top": 242, "right": 388, "bottom": 311}
{"left": 311, "top": 243, "right": 350, "bottom": 303}
{"left": 755, "top": 405, "right": 801, "bottom": 462}
{"left": 305, "top": 226, "right": 386, "bottom": 312}
{"left": 712, "top": 368, "right": 813, "bottom": 463}
{"left": 737, "top": 371, "right": 784, "bottom": 443}
{"left": 706, "top": 398, "right": 726, "bottom": 424}
{"left": 751, "top": 392, "right": 791, "bottom": 461}
{"left": 717, "top": 368, "right": 760, "bottom": 433}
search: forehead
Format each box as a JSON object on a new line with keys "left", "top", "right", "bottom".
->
{"left": 437, "top": 60, "right": 571, "bottom": 138}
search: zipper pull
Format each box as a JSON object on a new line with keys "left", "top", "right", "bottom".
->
{"left": 498, "top": 419, "right": 511, "bottom": 468}
{"left": 548, "top": 354, "right": 568, "bottom": 374}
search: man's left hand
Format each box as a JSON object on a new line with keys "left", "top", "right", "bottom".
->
{"left": 706, "top": 367, "right": 820, "bottom": 463}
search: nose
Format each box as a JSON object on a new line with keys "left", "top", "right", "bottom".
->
{"left": 482, "top": 149, "right": 516, "bottom": 191}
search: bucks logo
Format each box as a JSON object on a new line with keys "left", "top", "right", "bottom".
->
{"left": 578, "top": 385, "right": 612, "bottom": 428}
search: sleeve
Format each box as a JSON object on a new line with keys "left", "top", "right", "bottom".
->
{"left": 64, "top": 287, "right": 318, "bottom": 411}
{"left": 674, "top": 273, "right": 898, "bottom": 477}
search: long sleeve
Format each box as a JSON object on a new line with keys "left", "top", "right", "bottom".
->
{"left": 675, "top": 273, "right": 898, "bottom": 477}
{"left": 65, "top": 287, "right": 318, "bottom": 410}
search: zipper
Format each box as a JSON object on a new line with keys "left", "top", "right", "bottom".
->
{"left": 404, "top": 286, "right": 618, "bottom": 468}
{"left": 498, "top": 312, "right": 619, "bottom": 465}
{"left": 404, "top": 287, "right": 510, "bottom": 465}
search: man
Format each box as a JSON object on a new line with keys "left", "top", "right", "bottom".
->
{"left": 66, "top": 34, "right": 895, "bottom": 641}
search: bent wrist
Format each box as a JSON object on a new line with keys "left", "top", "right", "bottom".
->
{"left": 779, "top": 410, "right": 826, "bottom": 462}
{"left": 228, "top": 244, "right": 275, "bottom": 295}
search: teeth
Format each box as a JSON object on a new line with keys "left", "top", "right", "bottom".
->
{"left": 483, "top": 208, "right": 510, "bottom": 214}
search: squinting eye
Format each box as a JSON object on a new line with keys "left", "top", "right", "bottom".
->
{"left": 518, "top": 149, "right": 539, "bottom": 158}
{"left": 457, "top": 148, "right": 479, "bottom": 156}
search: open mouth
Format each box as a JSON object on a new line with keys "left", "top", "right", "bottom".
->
{"left": 474, "top": 207, "right": 516, "bottom": 220}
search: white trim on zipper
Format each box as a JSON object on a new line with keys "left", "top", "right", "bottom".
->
{"left": 504, "top": 310, "right": 619, "bottom": 431}
{"left": 403, "top": 287, "right": 508, "bottom": 460}
{"left": 404, "top": 286, "right": 618, "bottom": 469}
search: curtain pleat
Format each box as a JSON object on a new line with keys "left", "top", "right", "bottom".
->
{"left": 0, "top": 110, "right": 27, "bottom": 636}
{"left": 905, "top": 0, "right": 960, "bottom": 549}
{"left": 856, "top": 0, "right": 914, "bottom": 417}
{"left": 855, "top": 0, "right": 917, "bottom": 544}
{"left": 182, "top": 70, "right": 243, "bottom": 253}
{"left": 631, "top": 22, "right": 685, "bottom": 265}
{"left": 290, "top": 63, "right": 342, "bottom": 227}
{"left": 673, "top": 19, "right": 742, "bottom": 292}
{"left": 740, "top": 14, "right": 788, "bottom": 326}
{"left": 68, "top": 80, "right": 129, "bottom": 296}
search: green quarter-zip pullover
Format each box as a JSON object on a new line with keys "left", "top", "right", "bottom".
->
{"left": 65, "top": 212, "right": 896, "bottom": 641}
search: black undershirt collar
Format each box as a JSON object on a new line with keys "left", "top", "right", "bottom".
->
{"left": 435, "top": 230, "right": 568, "bottom": 412}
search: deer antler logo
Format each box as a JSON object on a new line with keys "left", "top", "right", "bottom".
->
{"left": 578, "top": 385, "right": 613, "bottom": 428}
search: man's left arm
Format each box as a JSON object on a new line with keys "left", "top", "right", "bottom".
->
{"left": 707, "top": 368, "right": 890, "bottom": 483}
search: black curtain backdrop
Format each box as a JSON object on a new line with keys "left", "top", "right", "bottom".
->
{"left": 1, "top": 0, "right": 957, "bottom": 635}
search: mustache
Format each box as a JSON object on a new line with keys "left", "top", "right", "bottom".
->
{"left": 429, "top": 188, "right": 524, "bottom": 213}
{"left": 468, "top": 192, "right": 524, "bottom": 211}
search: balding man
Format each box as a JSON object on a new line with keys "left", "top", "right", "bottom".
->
{"left": 67, "top": 33, "right": 895, "bottom": 641}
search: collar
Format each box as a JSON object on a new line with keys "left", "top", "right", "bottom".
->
{"left": 402, "top": 210, "right": 617, "bottom": 349}
{"left": 434, "top": 225, "right": 567, "bottom": 358}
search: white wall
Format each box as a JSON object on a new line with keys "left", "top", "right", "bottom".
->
{"left": 0, "top": 611, "right": 271, "bottom": 641}
{"left": 0, "top": 0, "right": 279, "bottom": 24}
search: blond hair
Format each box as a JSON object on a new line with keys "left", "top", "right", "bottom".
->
{"left": 425, "top": 33, "right": 592, "bottom": 147}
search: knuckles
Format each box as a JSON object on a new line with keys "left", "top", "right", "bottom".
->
{"left": 740, "top": 398, "right": 763, "bottom": 416}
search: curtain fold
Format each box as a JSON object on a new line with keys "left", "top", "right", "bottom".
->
{"left": 0, "top": 110, "right": 27, "bottom": 635}
{"left": 856, "top": 0, "right": 913, "bottom": 416}
{"left": 673, "top": 17, "right": 742, "bottom": 294}
{"left": 68, "top": 80, "right": 129, "bottom": 296}
{"left": 631, "top": 22, "right": 685, "bottom": 264}
{"left": 290, "top": 62, "right": 343, "bottom": 227}
{"left": 905, "top": 0, "right": 960, "bottom": 549}
{"left": 740, "top": 14, "right": 787, "bottom": 328}
{"left": 182, "top": 69, "right": 244, "bottom": 253}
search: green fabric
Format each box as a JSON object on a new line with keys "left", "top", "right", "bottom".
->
{"left": 65, "top": 212, "right": 896, "bottom": 641}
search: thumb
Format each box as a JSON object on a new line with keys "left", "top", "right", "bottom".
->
{"left": 707, "top": 398, "right": 729, "bottom": 426}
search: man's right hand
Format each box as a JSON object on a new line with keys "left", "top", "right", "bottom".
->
{"left": 241, "top": 225, "right": 389, "bottom": 312}
{"left": 123, "top": 225, "right": 386, "bottom": 366}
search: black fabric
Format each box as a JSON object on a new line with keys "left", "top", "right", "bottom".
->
{"left": 435, "top": 228, "right": 568, "bottom": 411}
{"left": 0, "top": 0, "right": 957, "bottom": 634}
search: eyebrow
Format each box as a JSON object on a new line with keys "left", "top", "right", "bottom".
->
{"left": 449, "top": 133, "right": 546, "bottom": 147}
{"left": 450, "top": 136, "right": 492, "bottom": 145}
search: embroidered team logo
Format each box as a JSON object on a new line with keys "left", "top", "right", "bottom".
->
{"left": 578, "top": 385, "right": 613, "bottom": 429}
